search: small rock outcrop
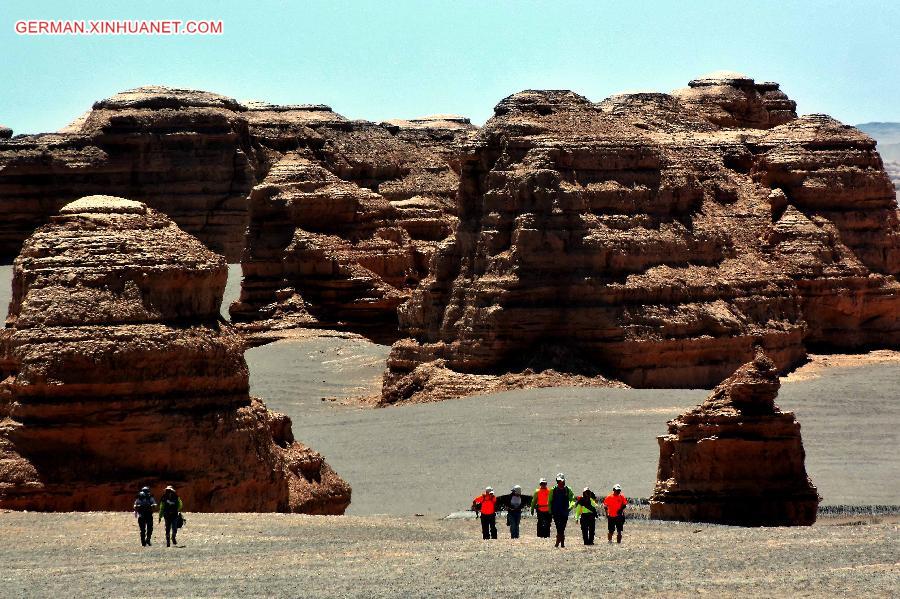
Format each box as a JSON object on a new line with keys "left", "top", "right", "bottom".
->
{"left": 649, "top": 351, "right": 819, "bottom": 525}
{"left": 382, "top": 74, "right": 900, "bottom": 403}
{"left": 0, "top": 196, "right": 350, "bottom": 513}
{"left": 673, "top": 70, "right": 797, "bottom": 128}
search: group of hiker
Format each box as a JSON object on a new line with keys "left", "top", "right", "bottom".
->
{"left": 132, "top": 485, "right": 185, "bottom": 547}
{"left": 471, "top": 474, "right": 627, "bottom": 547}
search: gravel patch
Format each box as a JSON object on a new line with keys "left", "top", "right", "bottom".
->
{"left": 1, "top": 512, "right": 896, "bottom": 598}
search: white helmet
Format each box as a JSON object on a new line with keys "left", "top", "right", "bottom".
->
{"left": 512, "top": 485, "right": 522, "bottom": 492}
{"left": 485, "top": 486, "right": 493, "bottom": 493}
{"left": 556, "top": 473, "right": 565, "bottom": 482}
{"left": 613, "top": 484, "right": 622, "bottom": 491}
{"left": 539, "top": 478, "right": 547, "bottom": 485}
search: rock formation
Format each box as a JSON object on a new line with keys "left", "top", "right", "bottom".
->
{"left": 230, "top": 112, "right": 474, "bottom": 339}
{"left": 0, "top": 196, "right": 350, "bottom": 513}
{"left": 0, "top": 87, "right": 258, "bottom": 261}
{"left": 673, "top": 70, "right": 797, "bottom": 128}
{"left": 0, "top": 87, "right": 473, "bottom": 338}
{"left": 649, "top": 350, "right": 819, "bottom": 526}
{"left": 382, "top": 73, "right": 900, "bottom": 403}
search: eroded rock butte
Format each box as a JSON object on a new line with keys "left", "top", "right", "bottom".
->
{"left": 230, "top": 110, "right": 474, "bottom": 340}
{"left": 649, "top": 350, "right": 819, "bottom": 525}
{"left": 0, "top": 196, "right": 350, "bottom": 513}
{"left": 382, "top": 73, "right": 900, "bottom": 403}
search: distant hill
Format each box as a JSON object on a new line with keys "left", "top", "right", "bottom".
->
{"left": 857, "top": 122, "right": 900, "bottom": 161}
{"left": 857, "top": 122, "right": 900, "bottom": 197}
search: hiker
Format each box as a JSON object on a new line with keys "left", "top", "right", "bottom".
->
{"left": 574, "top": 487, "right": 600, "bottom": 545}
{"left": 530, "top": 478, "right": 552, "bottom": 538}
{"left": 159, "top": 485, "right": 183, "bottom": 547}
{"left": 133, "top": 486, "right": 157, "bottom": 547}
{"left": 497, "top": 485, "right": 526, "bottom": 539}
{"left": 603, "top": 484, "right": 627, "bottom": 544}
{"left": 471, "top": 486, "right": 498, "bottom": 540}
{"left": 549, "top": 473, "right": 575, "bottom": 548}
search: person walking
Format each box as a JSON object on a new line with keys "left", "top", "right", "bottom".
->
{"left": 574, "top": 487, "right": 600, "bottom": 545}
{"left": 549, "top": 473, "right": 575, "bottom": 548}
{"left": 133, "top": 486, "right": 157, "bottom": 547}
{"left": 530, "top": 478, "right": 552, "bottom": 538}
{"left": 497, "top": 485, "right": 526, "bottom": 539}
{"left": 471, "top": 486, "right": 498, "bottom": 540}
{"left": 158, "top": 485, "right": 183, "bottom": 547}
{"left": 603, "top": 484, "right": 627, "bottom": 544}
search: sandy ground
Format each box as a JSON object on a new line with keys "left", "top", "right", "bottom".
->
{"left": 0, "top": 511, "right": 896, "bottom": 598}
{"left": 783, "top": 350, "right": 900, "bottom": 381}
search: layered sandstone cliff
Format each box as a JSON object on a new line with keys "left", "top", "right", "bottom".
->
{"left": 382, "top": 73, "right": 900, "bottom": 403}
{"left": 0, "top": 87, "right": 258, "bottom": 260}
{"left": 649, "top": 351, "right": 819, "bottom": 525}
{"left": 230, "top": 113, "right": 474, "bottom": 338}
{"left": 0, "top": 196, "right": 350, "bottom": 513}
{"left": 0, "top": 86, "right": 474, "bottom": 337}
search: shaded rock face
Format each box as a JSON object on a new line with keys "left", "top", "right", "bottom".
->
{"left": 0, "top": 87, "right": 259, "bottom": 261}
{"left": 0, "top": 196, "right": 350, "bottom": 513}
{"left": 649, "top": 351, "right": 819, "bottom": 526}
{"left": 382, "top": 76, "right": 900, "bottom": 402}
{"left": 230, "top": 111, "right": 475, "bottom": 338}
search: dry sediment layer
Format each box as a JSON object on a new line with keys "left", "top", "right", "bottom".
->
{"left": 649, "top": 350, "right": 820, "bottom": 525}
{"left": 0, "top": 196, "right": 350, "bottom": 513}
{"left": 382, "top": 72, "right": 900, "bottom": 403}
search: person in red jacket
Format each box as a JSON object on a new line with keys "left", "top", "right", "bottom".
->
{"left": 602, "top": 484, "right": 628, "bottom": 544}
{"left": 471, "top": 486, "right": 498, "bottom": 540}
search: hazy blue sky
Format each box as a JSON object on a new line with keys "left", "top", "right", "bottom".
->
{"left": 2, "top": 0, "right": 899, "bottom": 133}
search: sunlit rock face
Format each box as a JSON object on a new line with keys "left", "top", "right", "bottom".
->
{"left": 381, "top": 75, "right": 900, "bottom": 403}
{"left": 0, "top": 196, "right": 350, "bottom": 514}
{"left": 649, "top": 351, "right": 819, "bottom": 526}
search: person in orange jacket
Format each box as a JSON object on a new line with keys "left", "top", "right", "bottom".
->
{"left": 471, "top": 486, "right": 498, "bottom": 540}
{"left": 603, "top": 484, "right": 628, "bottom": 544}
{"left": 530, "top": 478, "right": 552, "bottom": 538}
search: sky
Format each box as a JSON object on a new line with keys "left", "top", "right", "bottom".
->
{"left": 1, "top": 0, "right": 899, "bottom": 134}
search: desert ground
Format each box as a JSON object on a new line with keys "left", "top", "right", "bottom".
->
{"left": 1, "top": 511, "right": 897, "bottom": 598}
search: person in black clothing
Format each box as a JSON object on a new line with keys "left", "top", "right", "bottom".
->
{"left": 133, "top": 486, "right": 157, "bottom": 547}
{"left": 550, "top": 473, "right": 575, "bottom": 548}
{"left": 496, "top": 485, "right": 527, "bottom": 539}
{"left": 158, "top": 485, "right": 183, "bottom": 547}
{"left": 574, "top": 487, "right": 600, "bottom": 545}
